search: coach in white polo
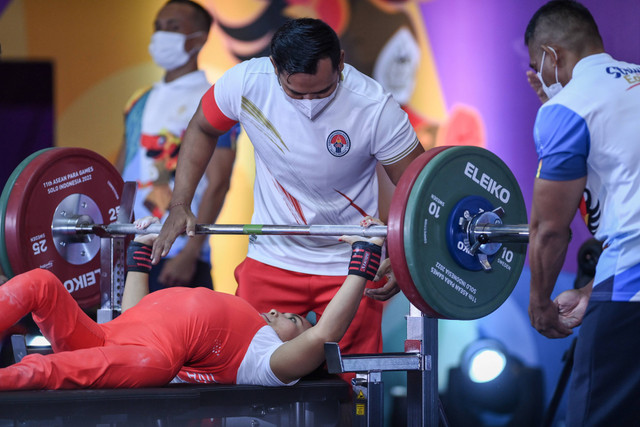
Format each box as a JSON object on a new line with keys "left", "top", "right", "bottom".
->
{"left": 153, "top": 18, "right": 424, "bottom": 363}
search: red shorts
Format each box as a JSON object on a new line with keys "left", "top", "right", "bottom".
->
{"left": 234, "top": 257, "right": 384, "bottom": 356}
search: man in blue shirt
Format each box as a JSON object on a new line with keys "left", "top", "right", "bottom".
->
{"left": 525, "top": 1, "right": 640, "bottom": 425}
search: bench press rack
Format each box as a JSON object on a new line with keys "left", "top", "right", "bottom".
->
{"left": 95, "top": 182, "right": 136, "bottom": 323}
{"left": 325, "top": 304, "right": 447, "bottom": 427}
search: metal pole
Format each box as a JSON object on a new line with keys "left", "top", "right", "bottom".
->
{"left": 406, "top": 304, "right": 438, "bottom": 427}
{"left": 74, "top": 223, "right": 390, "bottom": 237}
{"left": 66, "top": 222, "right": 531, "bottom": 242}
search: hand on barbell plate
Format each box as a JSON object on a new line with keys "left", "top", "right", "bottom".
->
{"left": 151, "top": 204, "right": 196, "bottom": 264}
{"left": 133, "top": 216, "right": 161, "bottom": 246}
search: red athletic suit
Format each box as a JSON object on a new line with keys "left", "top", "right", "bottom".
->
{"left": 0, "top": 269, "right": 265, "bottom": 390}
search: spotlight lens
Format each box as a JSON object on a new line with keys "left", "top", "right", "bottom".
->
{"left": 469, "top": 349, "right": 506, "bottom": 383}
{"left": 28, "top": 335, "right": 51, "bottom": 347}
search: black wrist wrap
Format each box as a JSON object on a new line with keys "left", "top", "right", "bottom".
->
{"left": 348, "top": 241, "right": 382, "bottom": 281}
{"left": 126, "top": 241, "right": 153, "bottom": 274}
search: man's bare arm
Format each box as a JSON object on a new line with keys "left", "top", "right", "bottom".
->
{"left": 366, "top": 143, "right": 424, "bottom": 301}
{"left": 529, "top": 176, "right": 586, "bottom": 338}
{"left": 382, "top": 143, "right": 424, "bottom": 185}
{"left": 158, "top": 146, "right": 236, "bottom": 285}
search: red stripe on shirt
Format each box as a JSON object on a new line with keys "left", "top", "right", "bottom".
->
{"left": 334, "top": 189, "right": 369, "bottom": 217}
{"left": 274, "top": 180, "right": 307, "bottom": 225}
{"left": 201, "top": 85, "right": 239, "bottom": 132}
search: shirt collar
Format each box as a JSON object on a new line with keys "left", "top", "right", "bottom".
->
{"left": 572, "top": 53, "right": 613, "bottom": 76}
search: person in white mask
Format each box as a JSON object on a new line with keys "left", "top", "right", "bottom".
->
{"left": 115, "top": 0, "right": 240, "bottom": 293}
{"left": 527, "top": 46, "right": 565, "bottom": 102}
{"left": 151, "top": 18, "right": 424, "bottom": 380}
{"left": 535, "top": 46, "right": 564, "bottom": 99}
{"left": 524, "top": 1, "right": 640, "bottom": 426}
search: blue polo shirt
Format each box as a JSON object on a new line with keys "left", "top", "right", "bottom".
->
{"left": 534, "top": 53, "right": 640, "bottom": 301}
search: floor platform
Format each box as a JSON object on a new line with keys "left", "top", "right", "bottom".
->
{"left": 0, "top": 379, "right": 351, "bottom": 426}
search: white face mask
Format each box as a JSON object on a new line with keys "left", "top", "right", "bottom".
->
{"left": 148, "top": 31, "right": 202, "bottom": 71}
{"left": 287, "top": 88, "right": 339, "bottom": 120}
{"left": 536, "top": 47, "right": 563, "bottom": 99}
{"left": 279, "top": 76, "right": 340, "bottom": 120}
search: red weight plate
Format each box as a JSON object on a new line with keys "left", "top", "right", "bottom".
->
{"left": 0, "top": 149, "right": 55, "bottom": 277}
{"left": 388, "top": 146, "right": 451, "bottom": 317}
{"left": 4, "top": 148, "right": 124, "bottom": 309}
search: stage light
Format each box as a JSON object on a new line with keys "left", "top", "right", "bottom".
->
{"left": 27, "top": 335, "right": 50, "bottom": 347}
{"left": 464, "top": 340, "right": 507, "bottom": 383}
{"left": 443, "top": 338, "right": 544, "bottom": 427}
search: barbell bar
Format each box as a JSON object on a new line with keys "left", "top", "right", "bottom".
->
{"left": 56, "top": 220, "right": 529, "bottom": 243}
{"left": 1, "top": 145, "right": 529, "bottom": 319}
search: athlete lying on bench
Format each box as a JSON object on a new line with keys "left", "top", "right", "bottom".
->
{"left": 0, "top": 217, "right": 385, "bottom": 390}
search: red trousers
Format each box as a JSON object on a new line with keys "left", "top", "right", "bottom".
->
{"left": 0, "top": 269, "right": 181, "bottom": 389}
{"left": 0, "top": 269, "right": 260, "bottom": 390}
{"left": 234, "top": 257, "right": 384, "bottom": 356}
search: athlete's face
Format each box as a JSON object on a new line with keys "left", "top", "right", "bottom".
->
{"left": 271, "top": 53, "right": 344, "bottom": 100}
{"left": 262, "top": 309, "right": 312, "bottom": 341}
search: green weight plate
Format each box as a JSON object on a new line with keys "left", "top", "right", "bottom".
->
{"left": 0, "top": 148, "right": 56, "bottom": 278}
{"left": 388, "top": 146, "right": 452, "bottom": 317}
{"left": 403, "top": 146, "right": 527, "bottom": 319}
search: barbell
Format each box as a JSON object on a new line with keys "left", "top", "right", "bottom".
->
{"left": 0, "top": 146, "right": 529, "bottom": 319}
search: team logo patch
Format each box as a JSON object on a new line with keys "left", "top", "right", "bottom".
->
{"left": 326, "top": 130, "right": 351, "bottom": 157}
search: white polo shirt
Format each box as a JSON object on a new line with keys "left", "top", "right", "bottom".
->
{"left": 203, "top": 57, "right": 419, "bottom": 275}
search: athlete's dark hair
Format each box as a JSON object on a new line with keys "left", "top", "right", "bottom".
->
{"left": 270, "top": 18, "right": 341, "bottom": 76}
{"left": 166, "top": 0, "right": 213, "bottom": 34}
{"left": 525, "top": 0, "right": 602, "bottom": 51}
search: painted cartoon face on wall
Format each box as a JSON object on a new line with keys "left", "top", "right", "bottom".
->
{"left": 373, "top": 27, "right": 421, "bottom": 106}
